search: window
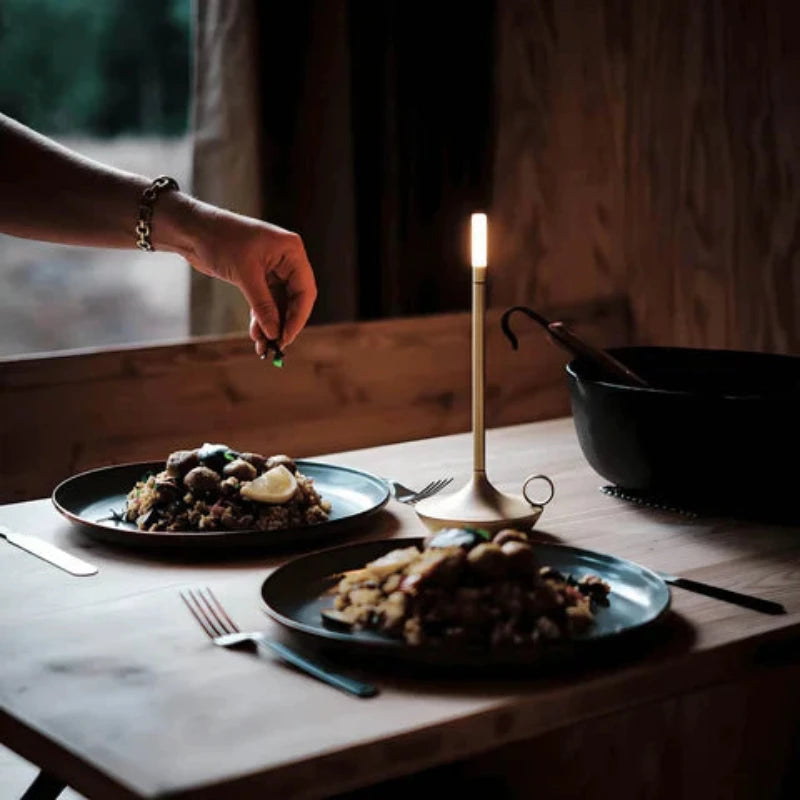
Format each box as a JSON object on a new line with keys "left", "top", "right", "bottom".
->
{"left": 0, "top": 0, "right": 192, "bottom": 356}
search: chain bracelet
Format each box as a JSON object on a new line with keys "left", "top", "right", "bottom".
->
{"left": 135, "top": 175, "right": 180, "bottom": 252}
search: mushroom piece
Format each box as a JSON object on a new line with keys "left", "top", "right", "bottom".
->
{"left": 466, "top": 542, "right": 508, "bottom": 581}
{"left": 183, "top": 466, "right": 221, "bottom": 496}
{"left": 492, "top": 528, "right": 530, "bottom": 546}
{"left": 219, "top": 476, "right": 240, "bottom": 497}
{"left": 154, "top": 477, "right": 181, "bottom": 504}
{"left": 500, "top": 541, "right": 538, "bottom": 578}
{"left": 265, "top": 454, "right": 297, "bottom": 473}
{"left": 196, "top": 443, "right": 240, "bottom": 474}
{"left": 240, "top": 452, "right": 268, "bottom": 471}
{"left": 222, "top": 458, "right": 257, "bottom": 481}
{"left": 165, "top": 449, "right": 200, "bottom": 479}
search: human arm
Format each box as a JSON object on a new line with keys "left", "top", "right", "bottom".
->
{"left": 0, "top": 113, "right": 316, "bottom": 350}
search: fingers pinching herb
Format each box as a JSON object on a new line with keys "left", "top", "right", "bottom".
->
{"left": 258, "top": 338, "right": 285, "bottom": 368}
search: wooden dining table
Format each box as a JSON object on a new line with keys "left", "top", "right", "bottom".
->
{"left": 1, "top": 417, "right": 799, "bottom": 800}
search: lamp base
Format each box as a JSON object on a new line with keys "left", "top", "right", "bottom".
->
{"left": 414, "top": 472, "right": 543, "bottom": 534}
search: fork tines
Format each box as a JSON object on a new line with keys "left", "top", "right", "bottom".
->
{"left": 410, "top": 477, "right": 453, "bottom": 504}
{"left": 180, "top": 587, "right": 240, "bottom": 638}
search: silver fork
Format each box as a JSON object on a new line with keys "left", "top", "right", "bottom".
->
{"left": 390, "top": 477, "right": 453, "bottom": 504}
{"left": 179, "top": 587, "right": 378, "bottom": 698}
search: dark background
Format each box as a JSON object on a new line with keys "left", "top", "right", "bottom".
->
{"left": 1, "top": 0, "right": 798, "bottom": 355}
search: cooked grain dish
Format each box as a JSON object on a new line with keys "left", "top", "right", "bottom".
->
{"left": 322, "top": 527, "right": 610, "bottom": 648}
{"left": 124, "top": 443, "right": 331, "bottom": 532}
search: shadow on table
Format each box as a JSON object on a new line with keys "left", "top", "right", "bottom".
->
{"left": 597, "top": 486, "right": 800, "bottom": 556}
{"left": 63, "top": 508, "right": 408, "bottom": 570}
{"left": 281, "top": 610, "right": 696, "bottom": 693}
{"left": 600, "top": 483, "right": 800, "bottom": 527}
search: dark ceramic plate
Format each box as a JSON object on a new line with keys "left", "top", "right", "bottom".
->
{"left": 261, "top": 537, "right": 671, "bottom": 667}
{"left": 52, "top": 461, "right": 390, "bottom": 550}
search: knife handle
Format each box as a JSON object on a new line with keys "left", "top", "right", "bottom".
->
{"left": 669, "top": 577, "right": 786, "bottom": 615}
{"left": 254, "top": 636, "right": 378, "bottom": 698}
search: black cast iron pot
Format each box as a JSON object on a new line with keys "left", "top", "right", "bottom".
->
{"left": 566, "top": 346, "right": 800, "bottom": 520}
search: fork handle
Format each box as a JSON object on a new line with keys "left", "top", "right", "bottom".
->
{"left": 254, "top": 637, "right": 379, "bottom": 698}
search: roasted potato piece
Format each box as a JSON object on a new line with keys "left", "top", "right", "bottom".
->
{"left": 400, "top": 547, "right": 465, "bottom": 591}
{"left": 337, "top": 546, "right": 421, "bottom": 589}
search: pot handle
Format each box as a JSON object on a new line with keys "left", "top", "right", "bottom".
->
{"left": 522, "top": 474, "right": 555, "bottom": 508}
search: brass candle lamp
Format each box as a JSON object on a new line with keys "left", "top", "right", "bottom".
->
{"left": 414, "top": 213, "right": 554, "bottom": 534}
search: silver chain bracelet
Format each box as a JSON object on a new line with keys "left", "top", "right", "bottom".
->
{"left": 135, "top": 175, "right": 180, "bottom": 252}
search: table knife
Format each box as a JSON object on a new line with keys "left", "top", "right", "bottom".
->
{"left": 0, "top": 524, "right": 98, "bottom": 576}
{"left": 657, "top": 571, "right": 785, "bottom": 615}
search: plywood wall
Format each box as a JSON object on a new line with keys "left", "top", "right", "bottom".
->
{"left": 491, "top": 0, "right": 800, "bottom": 354}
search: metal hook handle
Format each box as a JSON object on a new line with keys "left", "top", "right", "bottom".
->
{"left": 522, "top": 474, "right": 555, "bottom": 507}
{"left": 500, "top": 306, "right": 553, "bottom": 350}
{"left": 500, "top": 305, "right": 650, "bottom": 388}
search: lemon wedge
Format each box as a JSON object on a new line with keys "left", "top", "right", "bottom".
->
{"left": 240, "top": 465, "right": 298, "bottom": 504}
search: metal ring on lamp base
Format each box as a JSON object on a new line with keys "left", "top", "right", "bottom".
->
{"left": 522, "top": 474, "right": 555, "bottom": 507}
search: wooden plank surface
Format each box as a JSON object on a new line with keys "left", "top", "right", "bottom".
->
{"left": 0, "top": 299, "right": 630, "bottom": 504}
{"left": 491, "top": 0, "right": 800, "bottom": 355}
{"left": 1, "top": 418, "right": 798, "bottom": 799}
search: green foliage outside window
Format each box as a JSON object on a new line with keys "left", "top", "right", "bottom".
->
{"left": 0, "top": 0, "right": 190, "bottom": 136}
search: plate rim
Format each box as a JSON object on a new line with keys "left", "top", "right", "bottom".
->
{"left": 51, "top": 458, "right": 391, "bottom": 547}
{"left": 260, "top": 535, "right": 672, "bottom": 657}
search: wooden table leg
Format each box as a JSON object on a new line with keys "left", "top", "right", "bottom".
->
{"left": 20, "top": 770, "right": 66, "bottom": 800}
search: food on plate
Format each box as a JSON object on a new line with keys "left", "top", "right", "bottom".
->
{"left": 241, "top": 465, "right": 298, "bottom": 504}
{"left": 124, "top": 443, "right": 331, "bottom": 532}
{"left": 321, "top": 528, "right": 610, "bottom": 648}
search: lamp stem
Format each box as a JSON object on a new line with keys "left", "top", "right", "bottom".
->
{"left": 472, "top": 268, "right": 486, "bottom": 475}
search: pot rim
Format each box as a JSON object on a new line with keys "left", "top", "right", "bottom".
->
{"left": 565, "top": 345, "right": 800, "bottom": 400}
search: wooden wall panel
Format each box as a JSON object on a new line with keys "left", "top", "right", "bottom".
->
{"left": 492, "top": 0, "right": 800, "bottom": 354}
{"left": 0, "top": 298, "right": 630, "bottom": 503}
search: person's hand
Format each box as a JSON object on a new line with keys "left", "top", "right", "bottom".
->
{"left": 184, "top": 202, "right": 317, "bottom": 355}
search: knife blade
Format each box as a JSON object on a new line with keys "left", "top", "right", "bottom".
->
{"left": 657, "top": 571, "right": 785, "bottom": 615}
{"left": 0, "top": 524, "right": 98, "bottom": 576}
